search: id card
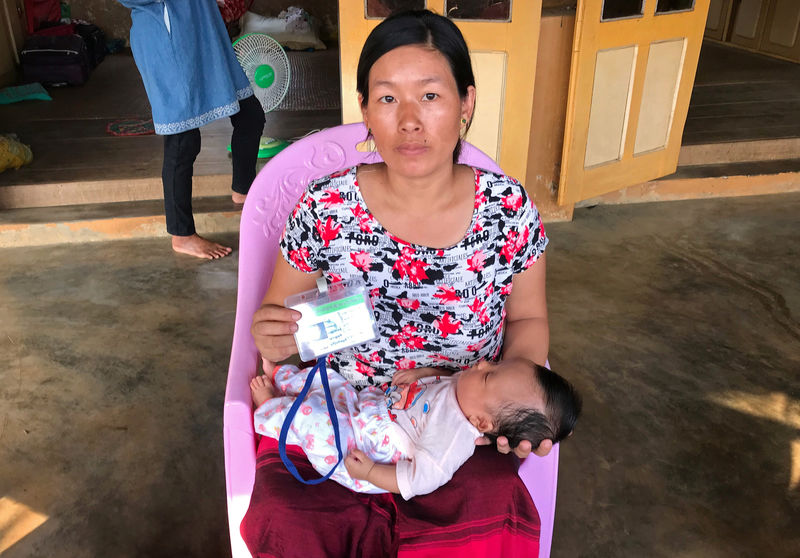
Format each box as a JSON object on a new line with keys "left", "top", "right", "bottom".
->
{"left": 286, "top": 279, "right": 379, "bottom": 361}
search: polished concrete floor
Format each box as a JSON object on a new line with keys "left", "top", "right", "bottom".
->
{"left": 1, "top": 193, "right": 799, "bottom": 557}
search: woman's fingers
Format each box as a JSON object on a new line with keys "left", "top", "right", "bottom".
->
{"left": 251, "top": 304, "right": 302, "bottom": 359}
{"left": 513, "top": 439, "right": 533, "bottom": 459}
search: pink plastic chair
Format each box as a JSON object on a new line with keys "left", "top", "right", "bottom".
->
{"left": 224, "top": 122, "right": 560, "bottom": 558}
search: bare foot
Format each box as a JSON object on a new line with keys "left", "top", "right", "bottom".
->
{"left": 251, "top": 375, "right": 276, "bottom": 407}
{"left": 232, "top": 192, "right": 246, "bottom": 204}
{"left": 171, "top": 234, "right": 232, "bottom": 259}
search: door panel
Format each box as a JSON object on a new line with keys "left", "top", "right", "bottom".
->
{"left": 730, "top": 0, "right": 769, "bottom": 49}
{"left": 759, "top": 0, "right": 800, "bottom": 61}
{"left": 558, "top": 0, "right": 710, "bottom": 205}
{"left": 705, "top": 0, "right": 732, "bottom": 41}
{"left": 339, "top": 1, "right": 542, "bottom": 184}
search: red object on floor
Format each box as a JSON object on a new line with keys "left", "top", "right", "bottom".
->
{"left": 240, "top": 435, "right": 540, "bottom": 558}
{"left": 218, "top": 0, "right": 255, "bottom": 23}
{"left": 24, "top": 0, "right": 61, "bottom": 34}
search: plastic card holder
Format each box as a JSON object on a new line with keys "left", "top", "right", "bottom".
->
{"left": 285, "top": 278, "right": 379, "bottom": 361}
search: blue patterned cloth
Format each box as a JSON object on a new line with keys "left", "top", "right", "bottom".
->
{"left": 119, "top": 0, "right": 253, "bottom": 135}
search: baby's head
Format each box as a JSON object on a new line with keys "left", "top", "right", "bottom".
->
{"left": 455, "top": 358, "right": 582, "bottom": 449}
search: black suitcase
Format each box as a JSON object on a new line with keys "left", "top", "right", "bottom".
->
{"left": 21, "top": 34, "right": 90, "bottom": 86}
{"left": 75, "top": 23, "right": 106, "bottom": 69}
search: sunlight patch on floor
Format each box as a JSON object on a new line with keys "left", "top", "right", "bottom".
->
{"left": 0, "top": 497, "right": 48, "bottom": 553}
{"left": 708, "top": 390, "right": 800, "bottom": 492}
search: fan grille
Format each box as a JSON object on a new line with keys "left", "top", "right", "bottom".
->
{"left": 234, "top": 33, "right": 291, "bottom": 113}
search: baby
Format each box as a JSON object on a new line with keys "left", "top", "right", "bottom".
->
{"left": 250, "top": 357, "right": 581, "bottom": 500}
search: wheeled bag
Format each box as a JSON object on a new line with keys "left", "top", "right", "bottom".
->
{"left": 20, "top": 34, "right": 91, "bottom": 86}
{"left": 75, "top": 23, "right": 106, "bottom": 69}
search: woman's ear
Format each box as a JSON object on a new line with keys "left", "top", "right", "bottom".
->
{"left": 461, "top": 85, "right": 476, "bottom": 123}
{"left": 359, "top": 94, "right": 369, "bottom": 130}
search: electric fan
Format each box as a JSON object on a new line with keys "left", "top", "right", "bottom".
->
{"left": 232, "top": 32, "right": 291, "bottom": 158}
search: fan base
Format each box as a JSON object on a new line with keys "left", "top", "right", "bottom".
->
{"left": 226, "top": 137, "right": 290, "bottom": 159}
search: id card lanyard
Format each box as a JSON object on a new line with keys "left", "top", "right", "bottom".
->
{"left": 278, "top": 354, "right": 343, "bottom": 484}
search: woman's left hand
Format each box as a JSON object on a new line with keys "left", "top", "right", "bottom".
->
{"left": 475, "top": 435, "right": 553, "bottom": 459}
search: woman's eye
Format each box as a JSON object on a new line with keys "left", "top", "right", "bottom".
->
{"left": 379, "top": 95, "right": 395, "bottom": 103}
{"left": 423, "top": 93, "right": 438, "bottom": 101}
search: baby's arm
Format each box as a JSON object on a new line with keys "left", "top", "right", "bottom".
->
{"left": 391, "top": 366, "right": 454, "bottom": 386}
{"left": 345, "top": 449, "right": 400, "bottom": 494}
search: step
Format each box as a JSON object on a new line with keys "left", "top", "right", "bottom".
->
{"left": 0, "top": 196, "right": 242, "bottom": 248}
{"left": 678, "top": 137, "right": 800, "bottom": 166}
{"left": 0, "top": 173, "right": 234, "bottom": 210}
{"left": 576, "top": 158, "right": 800, "bottom": 207}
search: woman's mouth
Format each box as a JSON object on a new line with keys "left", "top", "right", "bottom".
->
{"left": 395, "top": 143, "right": 428, "bottom": 155}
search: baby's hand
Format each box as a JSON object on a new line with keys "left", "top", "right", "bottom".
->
{"left": 391, "top": 367, "right": 446, "bottom": 386}
{"left": 345, "top": 449, "right": 374, "bottom": 480}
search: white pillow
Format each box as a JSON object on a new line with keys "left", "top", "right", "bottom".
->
{"left": 240, "top": 11, "right": 326, "bottom": 51}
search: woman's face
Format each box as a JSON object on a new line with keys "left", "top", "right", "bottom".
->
{"left": 360, "top": 44, "right": 475, "bottom": 179}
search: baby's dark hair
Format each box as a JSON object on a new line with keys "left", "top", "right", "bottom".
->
{"left": 486, "top": 363, "right": 582, "bottom": 449}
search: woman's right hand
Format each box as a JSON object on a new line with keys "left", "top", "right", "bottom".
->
{"left": 251, "top": 303, "right": 302, "bottom": 362}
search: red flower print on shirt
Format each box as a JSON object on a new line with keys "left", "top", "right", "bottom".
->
{"left": 500, "top": 226, "right": 530, "bottom": 263}
{"left": 471, "top": 220, "right": 483, "bottom": 233}
{"left": 350, "top": 251, "right": 372, "bottom": 272}
{"left": 503, "top": 193, "right": 523, "bottom": 212}
{"left": 434, "top": 285, "right": 461, "bottom": 304}
{"left": 467, "top": 339, "right": 487, "bottom": 352}
{"left": 434, "top": 312, "right": 461, "bottom": 338}
{"left": 350, "top": 205, "right": 374, "bottom": 233}
{"left": 467, "top": 250, "right": 486, "bottom": 273}
{"left": 485, "top": 283, "right": 495, "bottom": 297}
{"left": 431, "top": 353, "right": 452, "bottom": 362}
{"left": 468, "top": 297, "right": 490, "bottom": 325}
{"left": 328, "top": 273, "right": 343, "bottom": 283}
{"left": 393, "top": 246, "right": 429, "bottom": 284}
{"left": 474, "top": 190, "right": 487, "bottom": 209}
{"left": 500, "top": 282, "right": 514, "bottom": 296}
{"left": 355, "top": 360, "right": 375, "bottom": 377}
{"left": 288, "top": 247, "right": 313, "bottom": 272}
{"left": 369, "top": 351, "right": 381, "bottom": 363}
{"left": 316, "top": 217, "right": 342, "bottom": 247}
{"left": 320, "top": 189, "right": 344, "bottom": 208}
{"left": 396, "top": 357, "right": 416, "bottom": 370}
{"left": 398, "top": 298, "right": 421, "bottom": 311}
{"left": 390, "top": 324, "right": 426, "bottom": 350}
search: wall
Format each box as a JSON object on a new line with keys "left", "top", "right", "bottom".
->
{"left": 69, "top": 0, "right": 132, "bottom": 42}
{"left": 0, "top": 0, "right": 26, "bottom": 87}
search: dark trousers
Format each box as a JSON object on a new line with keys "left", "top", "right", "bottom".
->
{"left": 161, "top": 95, "right": 266, "bottom": 236}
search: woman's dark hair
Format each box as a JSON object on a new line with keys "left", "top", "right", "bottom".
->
{"left": 356, "top": 9, "right": 476, "bottom": 163}
{"left": 486, "top": 363, "right": 582, "bottom": 450}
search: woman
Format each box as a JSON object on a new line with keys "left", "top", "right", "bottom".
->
{"left": 245, "top": 10, "right": 552, "bottom": 557}
{"left": 119, "top": 0, "right": 266, "bottom": 259}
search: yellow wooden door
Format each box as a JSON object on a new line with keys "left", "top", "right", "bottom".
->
{"left": 558, "top": 0, "right": 711, "bottom": 205}
{"left": 339, "top": 0, "right": 542, "bottom": 185}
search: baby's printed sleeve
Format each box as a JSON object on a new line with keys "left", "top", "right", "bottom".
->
{"left": 508, "top": 190, "right": 549, "bottom": 275}
{"left": 280, "top": 188, "right": 321, "bottom": 273}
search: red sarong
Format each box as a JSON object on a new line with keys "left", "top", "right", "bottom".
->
{"left": 241, "top": 436, "right": 540, "bottom": 558}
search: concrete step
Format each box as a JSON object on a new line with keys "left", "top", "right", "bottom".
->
{"left": 577, "top": 158, "right": 800, "bottom": 207}
{"left": 678, "top": 137, "right": 800, "bottom": 166}
{"left": 0, "top": 196, "right": 242, "bottom": 247}
{"left": 0, "top": 174, "right": 233, "bottom": 210}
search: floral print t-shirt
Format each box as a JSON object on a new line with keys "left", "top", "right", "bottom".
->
{"left": 280, "top": 165, "right": 548, "bottom": 389}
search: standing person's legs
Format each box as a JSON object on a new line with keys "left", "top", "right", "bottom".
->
{"left": 229, "top": 94, "right": 266, "bottom": 204}
{"left": 162, "top": 129, "right": 232, "bottom": 259}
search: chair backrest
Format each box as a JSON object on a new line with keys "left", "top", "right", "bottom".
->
{"left": 224, "top": 122, "right": 556, "bottom": 558}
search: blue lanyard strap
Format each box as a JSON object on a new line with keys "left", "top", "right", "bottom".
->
{"left": 278, "top": 357, "right": 344, "bottom": 484}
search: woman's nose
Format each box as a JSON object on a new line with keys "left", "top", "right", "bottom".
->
{"left": 398, "top": 103, "right": 422, "bottom": 133}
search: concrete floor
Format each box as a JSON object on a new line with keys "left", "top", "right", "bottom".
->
{"left": 1, "top": 193, "right": 799, "bottom": 557}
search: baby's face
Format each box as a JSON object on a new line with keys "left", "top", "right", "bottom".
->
{"left": 455, "top": 359, "right": 545, "bottom": 427}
